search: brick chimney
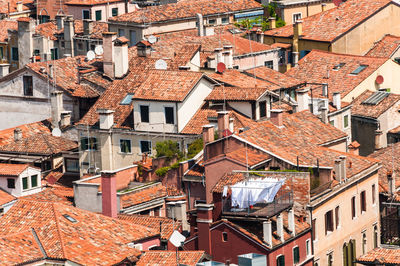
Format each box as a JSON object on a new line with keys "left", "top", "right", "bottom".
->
{"left": 17, "top": 18, "right": 34, "bottom": 67}
{"left": 277, "top": 213, "right": 284, "bottom": 243}
{"left": 202, "top": 124, "right": 214, "bottom": 148}
{"left": 333, "top": 92, "right": 341, "bottom": 110}
{"left": 101, "top": 170, "right": 118, "bottom": 218}
{"left": 196, "top": 13, "right": 204, "bottom": 37}
{"left": 292, "top": 20, "right": 303, "bottom": 66}
{"left": 51, "top": 91, "right": 63, "bottom": 129}
{"left": 296, "top": 87, "right": 310, "bottom": 112}
{"left": 97, "top": 109, "right": 114, "bottom": 130}
{"left": 114, "top": 37, "right": 129, "bottom": 78}
{"left": 14, "top": 128, "right": 22, "bottom": 141}
{"left": 375, "top": 130, "right": 384, "bottom": 150}
{"left": 269, "top": 17, "right": 276, "bottom": 29}
{"left": 270, "top": 109, "right": 283, "bottom": 127}
{"left": 64, "top": 16, "right": 75, "bottom": 57}
{"left": 217, "top": 111, "right": 229, "bottom": 138}
{"left": 263, "top": 220, "right": 272, "bottom": 247}
{"left": 103, "top": 32, "right": 117, "bottom": 78}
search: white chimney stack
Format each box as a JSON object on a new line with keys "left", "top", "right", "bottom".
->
{"left": 339, "top": 155, "right": 347, "bottom": 181}
{"left": 14, "top": 128, "right": 22, "bottom": 141}
{"left": 103, "top": 32, "right": 117, "bottom": 79}
{"left": 296, "top": 87, "right": 310, "bottom": 112}
{"left": 114, "top": 37, "right": 129, "bottom": 78}
{"left": 277, "top": 213, "right": 284, "bottom": 243}
{"left": 263, "top": 220, "right": 273, "bottom": 247}
{"left": 97, "top": 109, "right": 115, "bottom": 130}
{"left": 51, "top": 91, "right": 63, "bottom": 129}
{"left": 333, "top": 92, "right": 341, "bottom": 110}
{"left": 288, "top": 209, "right": 295, "bottom": 237}
{"left": 196, "top": 13, "right": 204, "bottom": 37}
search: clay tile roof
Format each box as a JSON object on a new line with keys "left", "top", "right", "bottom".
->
{"left": 352, "top": 90, "right": 400, "bottom": 119}
{"left": 0, "top": 188, "right": 16, "bottom": 206}
{"left": 66, "top": 0, "right": 123, "bottom": 5}
{"left": 286, "top": 50, "right": 388, "bottom": 99}
{"left": 357, "top": 247, "right": 400, "bottom": 264}
{"left": 244, "top": 66, "right": 302, "bottom": 88}
{"left": 206, "top": 85, "right": 269, "bottom": 101}
{"left": 264, "top": 0, "right": 392, "bottom": 42}
{"left": 120, "top": 183, "right": 168, "bottom": 208}
{"left": 0, "top": 0, "right": 30, "bottom": 14}
{"left": 0, "top": 119, "right": 51, "bottom": 146}
{"left": 0, "top": 200, "right": 158, "bottom": 265}
{"left": 35, "top": 21, "right": 58, "bottom": 40}
{"left": 0, "top": 163, "right": 30, "bottom": 176}
{"left": 366, "top": 34, "right": 400, "bottom": 58}
{"left": 132, "top": 70, "right": 204, "bottom": 102}
{"left": 137, "top": 251, "right": 205, "bottom": 266}
{"left": 109, "top": 0, "right": 261, "bottom": 24}
{"left": 0, "top": 20, "right": 17, "bottom": 43}
{"left": 212, "top": 172, "right": 246, "bottom": 193}
{"left": 225, "top": 147, "right": 270, "bottom": 165}
{"left": 21, "top": 184, "right": 74, "bottom": 205}
{"left": 118, "top": 214, "right": 180, "bottom": 240}
{"left": 115, "top": 36, "right": 130, "bottom": 44}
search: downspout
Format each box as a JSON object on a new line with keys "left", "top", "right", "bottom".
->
{"left": 307, "top": 204, "right": 315, "bottom": 256}
{"left": 175, "top": 102, "right": 179, "bottom": 133}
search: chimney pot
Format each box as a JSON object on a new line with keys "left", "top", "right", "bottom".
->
{"left": 101, "top": 170, "right": 118, "bottom": 218}
{"left": 270, "top": 109, "right": 283, "bottom": 127}
{"left": 55, "top": 14, "right": 65, "bottom": 30}
{"left": 333, "top": 92, "right": 341, "bottom": 110}
{"left": 202, "top": 124, "right": 215, "bottom": 147}
{"left": 14, "top": 128, "right": 22, "bottom": 141}
{"left": 60, "top": 111, "right": 72, "bottom": 127}
{"left": 217, "top": 111, "right": 230, "bottom": 138}
{"left": 268, "top": 17, "right": 276, "bottom": 29}
{"left": 263, "top": 220, "right": 273, "bottom": 246}
{"left": 375, "top": 129, "right": 383, "bottom": 150}
{"left": 114, "top": 37, "right": 129, "bottom": 78}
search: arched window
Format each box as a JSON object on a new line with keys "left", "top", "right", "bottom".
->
{"left": 349, "top": 239, "right": 356, "bottom": 266}
{"left": 373, "top": 225, "right": 378, "bottom": 248}
{"left": 343, "top": 242, "right": 349, "bottom": 266}
{"left": 362, "top": 233, "right": 367, "bottom": 255}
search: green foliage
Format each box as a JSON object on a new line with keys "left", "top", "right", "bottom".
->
{"left": 155, "top": 140, "right": 183, "bottom": 160}
{"left": 187, "top": 138, "right": 203, "bottom": 159}
{"left": 155, "top": 166, "right": 170, "bottom": 177}
{"left": 310, "top": 176, "right": 320, "bottom": 191}
{"left": 170, "top": 162, "right": 180, "bottom": 169}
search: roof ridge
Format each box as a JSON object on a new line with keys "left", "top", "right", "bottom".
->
{"left": 51, "top": 203, "right": 67, "bottom": 259}
{"left": 306, "top": 49, "right": 390, "bottom": 60}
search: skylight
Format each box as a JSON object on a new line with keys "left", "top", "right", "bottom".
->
{"left": 361, "top": 91, "right": 389, "bottom": 105}
{"left": 350, "top": 65, "right": 368, "bottom": 75}
{"left": 63, "top": 214, "right": 78, "bottom": 223}
{"left": 120, "top": 93, "right": 134, "bottom": 105}
{"left": 333, "top": 63, "right": 345, "bottom": 70}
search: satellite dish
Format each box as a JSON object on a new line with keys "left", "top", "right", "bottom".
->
{"left": 95, "top": 45, "right": 103, "bottom": 55}
{"left": 155, "top": 59, "right": 168, "bottom": 70}
{"left": 52, "top": 128, "right": 61, "bottom": 137}
{"left": 376, "top": 75, "right": 384, "bottom": 85}
{"left": 217, "top": 62, "right": 226, "bottom": 73}
{"left": 148, "top": 35, "right": 157, "bottom": 44}
{"left": 86, "top": 50, "right": 95, "bottom": 61}
{"left": 169, "top": 230, "right": 186, "bottom": 248}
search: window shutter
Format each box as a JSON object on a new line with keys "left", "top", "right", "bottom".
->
{"left": 343, "top": 243, "right": 348, "bottom": 266}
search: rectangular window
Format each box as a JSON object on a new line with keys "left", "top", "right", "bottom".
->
{"left": 0, "top": 46, "right": 4, "bottom": 59}
{"left": 351, "top": 196, "right": 356, "bottom": 219}
{"left": 130, "top": 30, "right": 137, "bottom": 47}
{"left": 372, "top": 184, "right": 376, "bottom": 204}
{"left": 312, "top": 218, "right": 316, "bottom": 241}
{"left": 293, "top": 246, "right": 299, "bottom": 264}
{"left": 22, "top": 177, "right": 28, "bottom": 190}
{"left": 81, "top": 137, "right": 97, "bottom": 150}
{"left": 306, "top": 239, "right": 311, "bottom": 257}
{"left": 259, "top": 101, "right": 266, "bottom": 118}
{"left": 335, "top": 206, "right": 340, "bottom": 229}
{"left": 276, "top": 255, "right": 285, "bottom": 266}
{"left": 293, "top": 13, "right": 302, "bottom": 23}
{"left": 51, "top": 48, "right": 58, "bottom": 60}
{"left": 112, "top": 7, "right": 118, "bottom": 16}
{"left": 118, "top": 28, "right": 125, "bottom": 37}
{"left": 140, "top": 140, "right": 152, "bottom": 154}
{"left": 264, "top": 60, "right": 273, "bottom": 69}
{"left": 164, "top": 107, "right": 174, "bottom": 124}
{"left": 222, "top": 232, "right": 228, "bottom": 242}
{"left": 33, "top": 49, "right": 40, "bottom": 56}
{"left": 221, "top": 17, "right": 229, "bottom": 24}
{"left": 11, "top": 47, "right": 18, "bottom": 61}
{"left": 31, "top": 175, "right": 38, "bottom": 188}
{"left": 360, "top": 190, "right": 366, "bottom": 213}
{"left": 23, "top": 76, "right": 33, "bottom": 96}
{"left": 120, "top": 139, "right": 131, "bottom": 153}
{"left": 327, "top": 252, "right": 333, "bottom": 266}
{"left": 66, "top": 159, "right": 79, "bottom": 172}
{"left": 140, "top": 105, "right": 149, "bottom": 123}
{"left": 344, "top": 115, "right": 349, "bottom": 128}
{"left": 325, "top": 210, "right": 334, "bottom": 234}
{"left": 82, "top": 9, "right": 90, "bottom": 19}
{"left": 7, "top": 178, "right": 15, "bottom": 189}
{"left": 95, "top": 10, "right": 102, "bottom": 21}
{"left": 208, "top": 18, "right": 216, "bottom": 25}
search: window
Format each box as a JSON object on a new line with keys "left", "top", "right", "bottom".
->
{"left": 325, "top": 210, "right": 334, "bottom": 234}
{"left": 327, "top": 252, "right": 333, "bottom": 266}
{"left": 129, "top": 30, "right": 137, "bottom": 47}
{"left": 276, "top": 255, "right": 285, "bottom": 266}
{"left": 293, "top": 246, "right": 300, "bottom": 264}
{"left": 306, "top": 239, "right": 311, "bottom": 257}
{"left": 312, "top": 218, "right": 316, "bottom": 241}
{"left": 11, "top": 47, "right": 18, "bottom": 61}
{"left": 293, "top": 13, "right": 302, "bottom": 23}
{"left": 78, "top": 43, "right": 83, "bottom": 51}
{"left": 350, "top": 65, "right": 368, "bottom": 75}
{"left": 22, "top": 177, "right": 28, "bottom": 190}
{"left": 82, "top": 9, "right": 90, "bottom": 19}
{"left": 23, "top": 76, "right": 33, "bottom": 96}
{"left": 259, "top": 101, "right": 266, "bottom": 118}
{"left": 51, "top": 48, "right": 58, "bottom": 60}
{"left": 33, "top": 49, "right": 40, "bottom": 56}
{"left": 222, "top": 232, "right": 228, "bottom": 242}
{"left": 333, "top": 63, "right": 346, "bottom": 70}
{"left": 329, "top": 120, "right": 335, "bottom": 126}
{"left": 208, "top": 18, "right": 216, "bottom": 24}
{"left": 373, "top": 225, "right": 378, "bottom": 248}
{"left": 95, "top": 10, "right": 102, "bottom": 21}
{"left": 140, "top": 140, "right": 151, "bottom": 154}
{"left": 118, "top": 29, "right": 125, "bottom": 37}
{"left": 31, "top": 175, "right": 38, "bottom": 188}
{"left": 120, "top": 93, "right": 134, "bottom": 105}
{"left": 65, "top": 158, "right": 79, "bottom": 172}
{"left": 112, "top": 7, "right": 118, "bottom": 16}
{"left": 344, "top": 115, "right": 349, "bottom": 128}
{"left": 335, "top": 206, "right": 340, "bottom": 229}
{"left": 351, "top": 196, "right": 356, "bottom": 219}
{"left": 362, "top": 232, "right": 367, "bottom": 255}
{"left": 7, "top": 178, "right": 15, "bottom": 189}
{"left": 221, "top": 17, "right": 229, "bottom": 24}
{"left": 372, "top": 184, "right": 376, "bottom": 205}
{"left": 120, "top": 139, "right": 131, "bottom": 153}
{"left": 0, "top": 47, "right": 3, "bottom": 59}
{"left": 164, "top": 107, "right": 174, "bottom": 124}
{"left": 264, "top": 60, "right": 273, "bottom": 69}
{"left": 360, "top": 191, "right": 366, "bottom": 213}
{"left": 81, "top": 137, "right": 97, "bottom": 150}
{"left": 140, "top": 105, "right": 149, "bottom": 123}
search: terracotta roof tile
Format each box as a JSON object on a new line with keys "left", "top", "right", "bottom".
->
{"left": 0, "top": 119, "right": 51, "bottom": 146}
{"left": 0, "top": 163, "right": 30, "bottom": 176}
{"left": 264, "top": 0, "right": 392, "bottom": 42}
{"left": 35, "top": 21, "right": 58, "bottom": 40}
{"left": 244, "top": 66, "right": 302, "bottom": 88}
{"left": 120, "top": 183, "right": 168, "bottom": 208}
{"left": 357, "top": 247, "right": 400, "bottom": 264}
{"left": 206, "top": 85, "right": 269, "bottom": 101}
{"left": 109, "top": 0, "right": 261, "bottom": 23}
{"left": 365, "top": 34, "right": 400, "bottom": 58}
{"left": 137, "top": 251, "right": 205, "bottom": 266}
{"left": 0, "top": 20, "right": 17, "bottom": 43}
{"left": 21, "top": 184, "right": 74, "bottom": 205}
{"left": 352, "top": 90, "right": 400, "bottom": 119}
{"left": 0, "top": 0, "right": 30, "bottom": 14}
{"left": 66, "top": 0, "right": 125, "bottom": 6}
{"left": 0, "top": 188, "right": 16, "bottom": 206}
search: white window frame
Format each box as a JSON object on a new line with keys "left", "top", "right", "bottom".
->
{"left": 139, "top": 140, "right": 152, "bottom": 155}
{"left": 221, "top": 17, "right": 229, "bottom": 24}
{"left": 276, "top": 254, "right": 285, "bottom": 266}
{"left": 292, "top": 245, "right": 300, "bottom": 265}
{"left": 208, "top": 18, "right": 216, "bottom": 25}
{"left": 119, "top": 139, "right": 132, "bottom": 154}
{"left": 306, "top": 239, "right": 311, "bottom": 257}
{"left": 293, "top": 12, "right": 302, "bottom": 23}
{"left": 82, "top": 9, "right": 90, "bottom": 19}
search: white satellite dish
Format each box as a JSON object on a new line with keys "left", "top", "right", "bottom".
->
{"left": 86, "top": 50, "right": 95, "bottom": 61}
{"left": 169, "top": 230, "right": 186, "bottom": 248}
{"left": 95, "top": 45, "right": 103, "bottom": 55}
{"left": 52, "top": 128, "right": 61, "bottom": 137}
{"left": 155, "top": 59, "right": 168, "bottom": 70}
{"left": 148, "top": 35, "right": 157, "bottom": 44}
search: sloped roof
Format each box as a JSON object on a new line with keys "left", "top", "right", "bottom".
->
{"left": 0, "top": 163, "right": 30, "bottom": 176}
{"left": 244, "top": 66, "right": 302, "bottom": 88}
{"left": 206, "top": 85, "right": 269, "bottom": 101}
{"left": 0, "top": 0, "right": 31, "bottom": 14}
{"left": 357, "top": 247, "right": 400, "bottom": 264}
{"left": 21, "top": 184, "right": 74, "bottom": 205}
{"left": 365, "top": 34, "right": 400, "bottom": 58}
{"left": 120, "top": 183, "right": 168, "bottom": 209}
{"left": 0, "top": 20, "right": 17, "bottom": 42}
{"left": 137, "top": 251, "right": 205, "bottom": 266}
{"left": 0, "top": 188, "right": 16, "bottom": 206}
{"left": 66, "top": 0, "right": 124, "bottom": 6}
{"left": 351, "top": 90, "right": 400, "bottom": 119}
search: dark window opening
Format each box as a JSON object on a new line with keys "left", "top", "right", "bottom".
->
{"left": 95, "top": 10, "right": 102, "bottom": 21}
{"left": 164, "top": 107, "right": 174, "bottom": 124}
{"left": 335, "top": 206, "right": 340, "bottom": 229}
{"left": 140, "top": 140, "right": 151, "bottom": 154}
{"left": 22, "top": 177, "right": 28, "bottom": 190}
{"left": 31, "top": 175, "right": 38, "bottom": 187}
{"left": 222, "top": 232, "right": 228, "bottom": 242}
{"left": 11, "top": 47, "right": 18, "bottom": 61}
{"left": 23, "top": 76, "right": 33, "bottom": 96}
{"left": 83, "top": 10, "right": 90, "bottom": 19}
{"left": 325, "top": 210, "right": 334, "bottom": 234}
{"left": 293, "top": 246, "right": 300, "bottom": 264}
{"left": 81, "top": 137, "right": 98, "bottom": 150}
{"left": 140, "top": 105, "right": 149, "bottom": 123}
{"left": 351, "top": 196, "right": 356, "bottom": 219}
{"left": 7, "top": 178, "right": 15, "bottom": 189}
{"left": 112, "top": 7, "right": 118, "bottom": 16}
{"left": 120, "top": 139, "right": 131, "bottom": 153}
{"left": 360, "top": 191, "right": 366, "bottom": 213}
{"left": 259, "top": 101, "right": 266, "bottom": 118}
{"left": 276, "top": 255, "right": 285, "bottom": 266}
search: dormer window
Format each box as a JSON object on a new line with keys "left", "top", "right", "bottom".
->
{"left": 350, "top": 65, "right": 368, "bottom": 75}
{"left": 333, "top": 63, "right": 345, "bottom": 70}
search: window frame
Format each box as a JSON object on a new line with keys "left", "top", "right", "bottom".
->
{"left": 276, "top": 254, "right": 285, "bottom": 266}
{"left": 119, "top": 139, "right": 132, "bottom": 154}
{"left": 360, "top": 190, "right": 366, "bottom": 213}
{"left": 81, "top": 137, "right": 98, "bottom": 151}
{"left": 222, "top": 232, "right": 228, "bottom": 242}
{"left": 111, "top": 7, "right": 118, "bottom": 17}
{"left": 22, "top": 177, "right": 28, "bottom": 190}
{"left": 325, "top": 210, "right": 334, "bottom": 235}
{"left": 372, "top": 184, "right": 376, "bottom": 205}
{"left": 208, "top": 18, "right": 216, "bottom": 25}
{"left": 140, "top": 105, "right": 150, "bottom": 123}
{"left": 293, "top": 12, "right": 302, "bottom": 23}
{"left": 221, "top": 17, "right": 229, "bottom": 24}
{"left": 7, "top": 178, "right": 15, "bottom": 189}
{"left": 343, "top": 114, "right": 349, "bottom": 128}
{"left": 11, "top": 47, "right": 18, "bottom": 61}
{"left": 82, "top": 9, "right": 90, "bottom": 19}
{"left": 23, "top": 75, "right": 33, "bottom": 96}
{"left": 164, "top": 106, "right": 175, "bottom": 124}
{"left": 293, "top": 246, "right": 300, "bottom": 264}
{"left": 65, "top": 158, "right": 79, "bottom": 173}
{"left": 31, "top": 174, "right": 38, "bottom": 188}
{"left": 264, "top": 60, "right": 274, "bottom": 69}
{"left": 95, "top": 10, "right": 102, "bottom": 21}
{"left": 351, "top": 196, "right": 356, "bottom": 219}
{"left": 118, "top": 28, "right": 125, "bottom": 37}
{"left": 335, "top": 205, "right": 340, "bottom": 229}
{"left": 139, "top": 140, "right": 152, "bottom": 154}
{"left": 312, "top": 218, "right": 317, "bottom": 241}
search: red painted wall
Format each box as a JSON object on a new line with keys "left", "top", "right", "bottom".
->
{"left": 140, "top": 236, "right": 161, "bottom": 251}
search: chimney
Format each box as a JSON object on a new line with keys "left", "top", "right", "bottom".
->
{"left": 332, "top": 92, "right": 341, "bottom": 110}
{"left": 16, "top": 1, "right": 23, "bottom": 12}
{"left": 55, "top": 14, "right": 65, "bottom": 30}
{"left": 334, "top": 158, "right": 342, "bottom": 182}
{"left": 322, "top": 83, "right": 328, "bottom": 97}
{"left": 296, "top": 87, "right": 310, "bottom": 111}
{"left": 114, "top": 37, "right": 129, "bottom": 78}
{"left": 51, "top": 91, "right": 63, "bottom": 129}
{"left": 83, "top": 19, "right": 93, "bottom": 35}
{"left": 229, "top": 117, "right": 234, "bottom": 133}
{"left": 292, "top": 20, "right": 302, "bottom": 66}
{"left": 97, "top": 109, "right": 115, "bottom": 130}
{"left": 214, "top": 48, "right": 223, "bottom": 71}
{"left": 270, "top": 109, "right": 283, "bottom": 127}
{"left": 64, "top": 16, "right": 75, "bottom": 57}
{"left": 277, "top": 213, "right": 284, "bottom": 243}
{"left": 348, "top": 141, "right": 360, "bottom": 155}
{"left": 137, "top": 41, "right": 152, "bottom": 57}
{"left": 103, "top": 32, "right": 117, "bottom": 78}
{"left": 0, "top": 63, "right": 10, "bottom": 78}
{"left": 321, "top": 3, "right": 327, "bottom": 12}
{"left": 202, "top": 124, "right": 214, "bottom": 147}
{"left": 217, "top": 111, "right": 229, "bottom": 138}
{"left": 48, "top": 63, "right": 53, "bottom": 79}
{"left": 263, "top": 220, "right": 273, "bottom": 247}
{"left": 196, "top": 13, "right": 204, "bottom": 37}
{"left": 269, "top": 17, "right": 276, "bottom": 29}
{"left": 375, "top": 129, "right": 383, "bottom": 150}
{"left": 321, "top": 107, "right": 328, "bottom": 124}
{"left": 101, "top": 170, "right": 118, "bottom": 218}
{"left": 288, "top": 209, "right": 295, "bottom": 237}
{"left": 14, "top": 128, "right": 22, "bottom": 141}
{"left": 387, "top": 171, "right": 395, "bottom": 196}
{"left": 223, "top": 45, "right": 233, "bottom": 69}
{"left": 17, "top": 18, "right": 34, "bottom": 67}
{"left": 60, "top": 111, "right": 72, "bottom": 127}
{"left": 339, "top": 155, "right": 347, "bottom": 181}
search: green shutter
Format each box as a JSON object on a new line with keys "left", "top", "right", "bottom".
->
{"left": 31, "top": 175, "right": 38, "bottom": 187}
{"left": 22, "top": 177, "right": 28, "bottom": 190}
{"left": 112, "top": 8, "right": 118, "bottom": 16}
{"left": 350, "top": 239, "right": 356, "bottom": 266}
{"left": 343, "top": 243, "right": 348, "bottom": 266}
{"left": 81, "top": 138, "right": 88, "bottom": 150}
{"left": 95, "top": 10, "right": 102, "bottom": 21}
{"left": 293, "top": 247, "right": 299, "bottom": 264}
